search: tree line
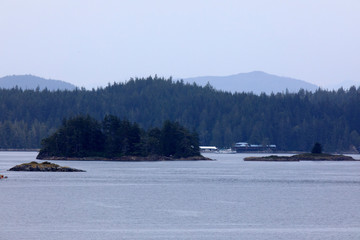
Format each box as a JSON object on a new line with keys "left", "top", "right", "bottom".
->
{"left": 1, "top": 76, "right": 360, "bottom": 152}
{"left": 37, "top": 115, "right": 200, "bottom": 158}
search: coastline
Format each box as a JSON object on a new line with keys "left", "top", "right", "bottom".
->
{"left": 0, "top": 149, "right": 40, "bottom": 152}
{"left": 244, "top": 153, "right": 357, "bottom": 162}
{"left": 36, "top": 155, "right": 213, "bottom": 162}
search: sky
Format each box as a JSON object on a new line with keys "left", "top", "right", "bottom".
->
{"left": 1, "top": 0, "right": 359, "bottom": 89}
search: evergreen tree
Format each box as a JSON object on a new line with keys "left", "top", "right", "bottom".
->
{"left": 311, "top": 142, "right": 323, "bottom": 154}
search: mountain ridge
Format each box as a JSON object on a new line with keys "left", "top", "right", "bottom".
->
{"left": 0, "top": 75, "right": 77, "bottom": 91}
{"left": 182, "top": 71, "right": 319, "bottom": 94}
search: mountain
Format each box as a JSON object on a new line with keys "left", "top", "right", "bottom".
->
{"left": 182, "top": 71, "right": 319, "bottom": 94}
{"left": 0, "top": 75, "right": 77, "bottom": 91}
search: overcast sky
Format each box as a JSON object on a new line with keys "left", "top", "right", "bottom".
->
{"left": 1, "top": 0, "right": 359, "bottom": 89}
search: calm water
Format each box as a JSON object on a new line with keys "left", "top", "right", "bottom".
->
{"left": 1, "top": 152, "right": 360, "bottom": 240}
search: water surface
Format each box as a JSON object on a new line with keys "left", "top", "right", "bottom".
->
{"left": 1, "top": 152, "right": 360, "bottom": 240}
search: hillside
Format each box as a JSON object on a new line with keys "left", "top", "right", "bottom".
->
{"left": 0, "top": 75, "right": 76, "bottom": 91}
{"left": 183, "top": 71, "right": 319, "bottom": 94}
{"left": 0, "top": 76, "right": 359, "bottom": 152}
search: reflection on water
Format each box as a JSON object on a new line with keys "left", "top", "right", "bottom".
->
{"left": 1, "top": 152, "right": 360, "bottom": 240}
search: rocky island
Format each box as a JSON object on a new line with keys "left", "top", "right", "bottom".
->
{"left": 244, "top": 143, "right": 357, "bottom": 162}
{"left": 36, "top": 115, "right": 210, "bottom": 161}
{"left": 8, "top": 161, "right": 85, "bottom": 172}
{"left": 244, "top": 153, "right": 355, "bottom": 162}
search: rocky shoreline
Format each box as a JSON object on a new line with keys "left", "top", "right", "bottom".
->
{"left": 8, "top": 161, "right": 85, "bottom": 172}
{"left": 244, "top": 153, "right": 356, "bottom": 162}
{"left": 36, "top": 155, "right": 212, "bottom": 161}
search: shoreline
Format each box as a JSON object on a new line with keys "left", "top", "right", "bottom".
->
{"left": 36, "top": 155, "right": 213, "bottom": 162}
{"left": 244, "top": 153, "right": 358, "bottom": 162}
{"left": 1, "top": 149, "right": 359, "bottom": 155}
{"left": 0, "top": 149, "right": 40, "bottom": 152}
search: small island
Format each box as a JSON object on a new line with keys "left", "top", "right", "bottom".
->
{"left": 244, "top": 153, "right": 355, "bottom": 162}
{"left": 244, "top": 143, "right": 356, "bottom": 161}
{"left": 36, "top": 115, "right": 210, "bottom": 161}
{"left": 8, "top": 161, "right": 85, "bottom": 172}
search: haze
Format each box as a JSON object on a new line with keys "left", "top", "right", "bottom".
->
{"left": 1, "top": 0, "right": 359, "bottom": 89}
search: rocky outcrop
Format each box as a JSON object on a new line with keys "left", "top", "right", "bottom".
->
{"left": 8, "top": 161, "right": 85, "bottom": 172}
{"left": 244, "top": 153, "right": 355, "bottom": 162}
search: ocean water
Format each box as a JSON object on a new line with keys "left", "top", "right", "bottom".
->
{"left": 1, "top": 151, "right": 360, "bottom": 240}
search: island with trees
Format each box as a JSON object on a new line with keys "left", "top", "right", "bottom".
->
{"left": 244, "top": 143, "right": 356, "bottom": 161}
{"left": 36, "top": 115, "right": 210, "bottom": 161}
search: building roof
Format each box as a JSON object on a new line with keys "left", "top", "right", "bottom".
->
{"left": 200, "top": 146, "right": 218, "bottom": 150}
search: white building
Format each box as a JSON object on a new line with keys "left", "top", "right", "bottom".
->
{"left": 200, "top": 146, "right": 218, "bottom": 152}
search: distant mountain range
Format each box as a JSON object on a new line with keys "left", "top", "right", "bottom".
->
{"left": 182, "top": 71, "right": 319, "bottom": 94}
{"left": 1, "top": 72, "right": 322, "bottom": 94}
{"left": 0, "top": 75, "right": 77, "bottom": 91}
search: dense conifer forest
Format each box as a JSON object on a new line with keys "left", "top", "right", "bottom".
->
{"left": 37, "top": 115, "right": 200, "bottom": 159}
{"left": 1, "top": 76, "right": 360, "bottom": 152}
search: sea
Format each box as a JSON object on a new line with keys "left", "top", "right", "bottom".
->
{"left": 1, "top": 151, "right": 360, "bottom": 240}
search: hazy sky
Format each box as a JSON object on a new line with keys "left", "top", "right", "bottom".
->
{"left": 1, "top": 0, "right": 359, "bottom": 89}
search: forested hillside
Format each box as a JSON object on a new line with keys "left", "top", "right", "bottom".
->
{"left": 0, "top": 76, "right": 359, "bottom": 152}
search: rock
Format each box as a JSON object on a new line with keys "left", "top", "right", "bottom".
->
{"left": 8, "top": 161, "right": 85, "bottom": 172}
{"left": 244, "top": 153, "right": 356, "bottom": 161}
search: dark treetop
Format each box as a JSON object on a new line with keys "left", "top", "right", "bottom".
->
{"left": 36, "top": 115, "right": 205, "bottom": 160}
